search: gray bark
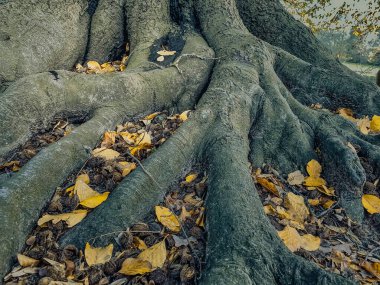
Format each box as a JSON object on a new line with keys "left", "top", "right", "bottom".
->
{"left": 1, "top": 0, "right": 379, "bottom": 283}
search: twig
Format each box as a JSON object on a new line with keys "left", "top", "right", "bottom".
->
{"left": 124, "top": 152, "right": 163, "bottom": 190}
{"left": 316, "top": 200, "right": 340, "bottom": 218}
{"left": 365, "top": 246, "right": 380, "bottom": 261}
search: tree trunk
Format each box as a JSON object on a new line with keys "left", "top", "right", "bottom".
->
{"left": 1, "top": 0, "right": 379, "bottom": 283}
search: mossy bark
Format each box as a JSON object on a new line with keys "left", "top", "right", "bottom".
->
{"left": 1, "top": 0, "right": 380, "bottom": 283}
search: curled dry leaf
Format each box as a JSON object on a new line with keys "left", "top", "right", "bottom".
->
{"left": 362, "top": 194, "right": 380, "bottom": 214}
{"left": 38, "top": 210, "right": 87, "bottom": 228}
{"left": 155, "top": 206, "right": 181, "bottom": 233}
{"left": 85, "top": 243, "right": 113, "bottom": 266}
{"left": 278, "top": 225, "right": 320, "bottom": 252}
{"left": 256, "top": 176, "right": 280, "bottom": 197}
{"left": 17, "top": 254, "right": 39, "bottom": 267}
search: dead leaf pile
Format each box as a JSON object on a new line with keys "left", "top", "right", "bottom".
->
{"left": 337, "top": 108, "right": 380, "bottom": 135}
{"left": 255, "top": 162, "right": 380, "bottom": 285}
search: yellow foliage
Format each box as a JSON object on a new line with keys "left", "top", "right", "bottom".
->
{"left": 137, "top": 240, "right": 166, "bottom": 268}
{"left": 256, "top": 177, "right": 280, "bottom": 197}
{"left": 370, "top": 115, "right": 380, "bottom": 132}
{"left": 92, "top": 148, "right": 120, "bottom": 160}
{"left": 38, "top": 210, "right": 87, "bottom": 228}
{"left": 119, "top": 258, "right": 152, "bottom": 275}
{"left": 17, "top": 254, "right": 39, "bottom": 267}
{"left": 185, "top": 173, "right": 198, "bottom": 184}
{"left": 80, "top": 192, "right": 110, "bottom": 208}
{"left": 284, "top": 192, "right": 310, "bottom": 224}
{"left": 155, "top": 206, "right": 181, "bottom": 232}
{"left": 85, "top": 243, "right": 113, "bottom": 266}
{"left": 278, "top": 226, "right": 320, "bottom": 252}
{"left": 362, "top": 194, "right": 380, "bottom": 214}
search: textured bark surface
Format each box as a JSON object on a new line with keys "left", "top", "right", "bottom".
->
{"left": 1, "top": 0, "right": 379, "bottom": 283}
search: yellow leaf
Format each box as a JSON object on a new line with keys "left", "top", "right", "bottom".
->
{"left": 304, "top": 176, "right": 326, "bottom": 187}
{"left": 75, "top": 180, "right": 99, "bottom": 202}
{"left": 76, "top": 174, "right": 90, "bottom": 184}
{"left": 119, "top": 161, "right": 137, "bottom": 177}
{"left": 155, "top": 206, "right": 180, "bottom": 232}
{"left": 370, "top": 115, "right": 380, "bottom": 132}
{"left": 264, "top": 204, "right": 277, "bottom": 215}
{"left": 100, "top": 62, "right": 116, "bottom": 73}
{"left": 306, "top": 160, "right": 322, "bottom": 178}
{"left": 80, "top": 192, "right": 110, "bottom": 208}
{"left": 135, "top": 131, "right": 152, "bottom": 146}
{"left": 362, "top": 194, "right": 380, "bottom": 214}
{"left": 17, "top": 254, "right": 39, "bottom": 267}
{"left": 362, "top": 261, "right": 380, "bottom": 278}
{"left": 120, "top": 132, "right": 138, "bottom": 145}
{"left": 37, "top": 210, "right": 87, "bottom": 228}
{"left": 316, "top": 185, "right": 335, "bottom": 196}
{"left": 179, "top": 110, "right": 191, "bottom": 121}
{"left": 0, "top": 160, "right": 20, "bottom": 170}
{"left": 308, "top": 199, "right": 320, "bottom": 206}
{"left": 196, "top": 207, "right": 205, "bottom": 228}
{"left": 278, "top": 226, "right": 320, "bottom": 252}
{"left": 119, "top": 258, "right": 152, "bottom": 275}
{"left": 85, "top": 243, "right": 113, "bottom": 266}
{"left": 92, "top": 148, "right": 120, "bottom": 160}
{"left": 287, "top": 170, "right": 305, "bottom": 186}
{"left": 256, "top": 177, "right": 280, "bottom": 197}
{"left": 133, "top": 237, "right": 148, "bottom": 250}
{"left": 323, "top": 199, "right": 335, "bottom": 209}
{"left": 276, "top": 206, "right": 291, "bottom": 220}
{"left": 284, "top": 192, "right": 310, "bottom": 223}
{"left": 143, "top": 112, "right": 161, "bottom": 121}
{"left": 157, "top": 50, "right": 176, "bottom": 56}
{"left": 185, "top": 174, "right": 198, "bottom": 184}
{"left": 138, "top": 240, "right": 166, "bottom": 268}
{"left": 87, "top": 61, "right": 101, "bottom": 72}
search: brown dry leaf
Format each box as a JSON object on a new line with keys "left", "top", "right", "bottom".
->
{"left": 256, "top": 177, "right": 280, "bottom": 197}
{"left": 0, "top": 160, "right": 20, "bottom": 171}
{"left": 38, "top": 210, "right": 87, "bottom": 228}
{"left": 17, "top": 254, "right": 39, "bottom": 267}
{"left": 180, "top": 206, "right": 193, "bottom": 221}
{"left": 92, "top": 148, "right": 120, "bottom": 160}
{"left": 370, "top": 115, "right": 380, "bottom": 133}
{"left": 362, "top": 194, "right": 380, "bottom": 214}
{"left": 362, "top": 261, "right": 380, "bottom": 278}
{"left": 101, "top": 131, "right": 117, "bottom": 147}
{"left": 157, "top": 50, "right": 176, "bottom": 56}
{"left": 284, "top": 192, "right": 310, "bottom": 224}
{"left": 287, "top": 170, "right": 305, "bottom": 186}
{"left": 85, "top": 243, "right": 113, "bottom": 266}
{"left": 278, "top": 226, "right": 320, "bottom": 252}
{"left": 118, "top": 258, "right": 152, "bottom": 275}
{"left": 119, "top": 161, "right": 137, "bottom": 177}
{"left": 80, "top": 192, "right": 110, "bottom": 208}
{"left": 155, "top": 206, "right": 181, "bottom": 232}
{"left": 185, "top": 173, "right": 198, "bottom": 184}
{"left": 133, "top": 237, "right": 148, "bottom": 250}
{"left": 138, "top": 240, "right": 166, "bottom": 268}
{"left": 357, "top": 117, "right": 371, "bottom": 135}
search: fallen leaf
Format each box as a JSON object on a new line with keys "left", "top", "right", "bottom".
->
{"left": 76, "top": 173, "right": 90, "bottom": 184}
{"left": 80, "top": 192, "right": 110, "bottom": 208}
{"left": 362, "top": 261, "right": 380, "bottom": 278}
{"left": 316, "top": 185, "right": 335, "bottom": 196}
{"left": 138, "top": 240, "right": 166, "bottom": 268}
{"left": 38, "top": 210, "right": 87, "bottom": 228}
{"left": 287, "top": 170, "right": 305, "bottom": 186}
{"left": 338, "top": 108, "right": 356, "bottom": 122}
{"left": 185, "top": 174, "right": 198, "bottom": 184}
{"left": 323, "top": 199, "right": 335, "bottom": 209}
{"left": 87, "top": 61, "right": 101, "bottom": 72}
{"left": 306, "top": 160, "right": 322, "bottom": 177}
{"left": 278, "top": 226, "right": 320, "bottom": 252}
{"left": 362, "top": 194, "right": 380, "bottom": 214}
{"left": 256, "top": 177, "right": 280, "bottom": 197}
{"left": 75, "top": 180, "right": 99, "bottom": 202}
{"left": 92, "top": 148, "right": 120, "bottom": 160}
{"left": 179, "top": 110, "right": 191, "bottom": 121}
{"left": 155, "top": 206, "right": 181, "bottom": 232}
{"left": 264, "top": 204, "right": 277, "bottom": 215}
{"left": 304, "top": 176, "right": 326, "bottom": 187}
{"left": 308, "top": 199, "right": 320, "bottom": 206}
{"left": 100, "top": 62, "right": 116, "bottom": 73}
{"left": 101, "top": 131, "right": 117, "bottom": 147}
{"left": 157, "top": 56, "right": 165, "bottom": 62}
{"left": 357, "top": 117, "right": 371, "bottom": 135}
{"left": 157, "top": 50, "right": 176, "bottom": 56}
{"left": 143, "top": 112, "right": 161, "bottom": 121}
{"left": 17, "top": 254, "right": 39, "bottom": 267}
{"left": 196, "top": 207, "right": 205, "bottom": 228}
{"left": 284, "top": 192, "right": 310, "bottom": 224}
{"left": 133, "top": 237, "right": 148, "bottom": 250}
{"left": 118, "top": 258, "right": 152, "bottom": 275}
{"left": 119, "top": 161, "right": 137, "bottom": 177}
{"left": 370, "top": 115, "right": 380, "bottom": 132}
{"left": 85, "top": 243, "right": 113, "bottom": 266}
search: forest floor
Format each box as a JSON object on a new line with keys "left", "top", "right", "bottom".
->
{"left": 2, "top": 56, "right": 380, "bottom": 285}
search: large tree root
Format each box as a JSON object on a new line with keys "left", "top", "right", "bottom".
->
{"left": 1, "top": 0, "right": 380, "bottom": 283}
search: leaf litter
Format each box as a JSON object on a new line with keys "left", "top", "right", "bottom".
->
{"left": 254, "top": 157, "right": 380, "bottom": 285}
{"left": 4, "top": 110, "right": 208, "bottom": 285}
